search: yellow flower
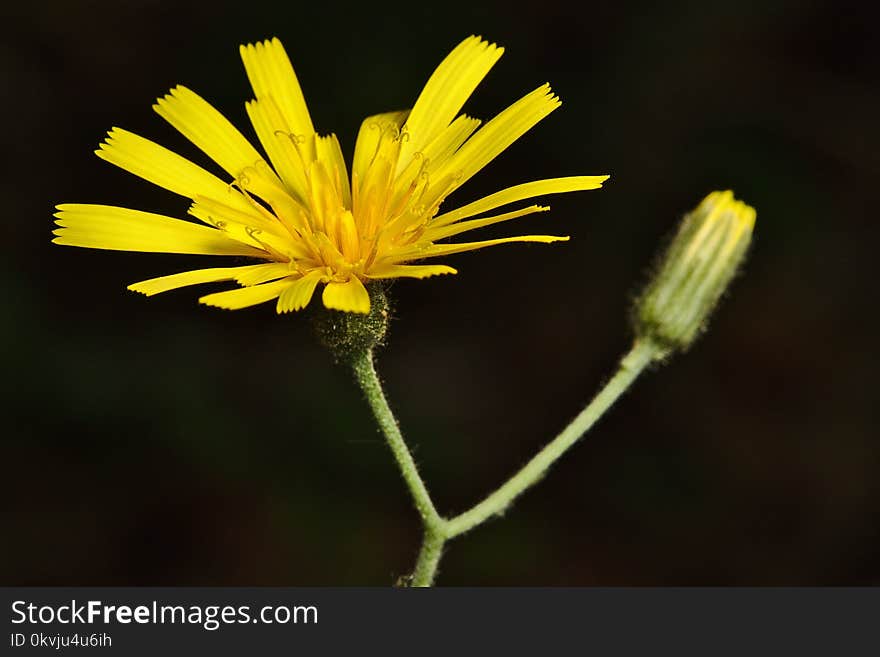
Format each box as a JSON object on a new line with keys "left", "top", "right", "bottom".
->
{"left": 54, "top": 36, "right": 608, "bottom": 314}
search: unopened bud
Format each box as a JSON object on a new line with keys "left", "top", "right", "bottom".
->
{"left": 635, "top": 190, "right": 755, "bottom": 355}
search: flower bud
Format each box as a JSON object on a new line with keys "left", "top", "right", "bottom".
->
{"left": 635, "top": 190, "right": 755, "bottom": 355}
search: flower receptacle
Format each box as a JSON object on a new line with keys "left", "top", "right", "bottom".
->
{"left": 311, "top": 282, "right": 391, "bottom": 361}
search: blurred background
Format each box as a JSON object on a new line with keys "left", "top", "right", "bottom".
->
{"left": 2, "top": 0, "right": 878, "bottom": 585}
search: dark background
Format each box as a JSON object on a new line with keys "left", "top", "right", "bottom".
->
{"left": 3, "top": 0, "right": 878, "bottom": 585}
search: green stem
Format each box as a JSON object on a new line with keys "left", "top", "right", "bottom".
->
{"left": 444, "top": 339, "right": 659, "bottom": 538}
{"left": 411, "top": 528, "right": 446, "bottom": 587}
{"left": 352, "top": 340, "right": 659, "bottom": 587}
{"left": 351, "top": 349, "right": 447, "bottom": 585}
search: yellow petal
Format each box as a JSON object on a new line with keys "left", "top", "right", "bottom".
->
{"left": 352, "top": 153, "right": 395, "bottom": 239}
{"left": 384, "top": 234, "right": 569, "bottom": 264}
{"left": 336, "top": 210, "right": 360, "bottom": 261}
{"left": 53, "top": 204, "right": 263, "bottom": 256}
{"left": 399, "top": 36, "right": 503, "bottom": 167}
{"left": 199, "top": 278, "right": 294, "bottom": 310}
{"left": 276, "top": 270, "right": 324, "bottom": 313}
{"left": 245, "top": 97, "right": 310, "bottom": 202}
{"left": 153, "top": 85, "right": 281, "bottom": 187}
{"left": 240, "top": 38, "right": 315, "bottom": 138}
{"left": 352, "top": 111, "right": 409, "bottom": 185}
{"left": 187, "top": 199, "right": 309, "bottom": 260}
{"left": 234, "top": 262, "right": 293, "bottom": 286}
{"left": 189, "top": 194, "right": 284, "bottom": 235}
{"left": 95, "top": 128, "right": 258, "bottom": 216}
{"left": 424, "top": 205, "right": 549, "bottom": 241}
{"left": 316, "top": 133, "right": 351, "bottom": 208}
{"left": 128, "top": 264, "right": 275, "bottom": 296}
{"left": 322, "top": 276, "right": 370, "bottom": 314}
{"left": 432, "top": 175, "right": 610, "bottom": 227}
{"left": 366, "top": 264, "right": 457, "bottom": 279}
{"left": 306, "top": 160, "right": 347, "bottom": 237}
{"left": 419, "top": 114, "right": 481, "bottom": 170}
{"left": 434, "top": 84, "right": 561, "bottom": 191}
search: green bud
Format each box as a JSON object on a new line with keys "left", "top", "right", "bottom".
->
{"left": 635, "top": 190, "right": 756, "bottom": 355}
{"left": 311, "top": 282, "right": 391, "bottom": 361}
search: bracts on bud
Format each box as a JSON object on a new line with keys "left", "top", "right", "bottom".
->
{"left": 634, "top": 190, "right": 756, "bottom": 356}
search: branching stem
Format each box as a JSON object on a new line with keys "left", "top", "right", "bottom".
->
{"left": 351, "top": 339, "right": 659, "bottom": 586}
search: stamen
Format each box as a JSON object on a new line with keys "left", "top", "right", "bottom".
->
{"left": 386, "top": 153, "right": 428, "bottom": 220}
{"left": 280, "top": 131, "right": 311, "bottom": 171}
{"left": 232, "top": 174, "right": 278, "bottom": 224}
{"left": 412, "top": 168, "right": 432, "bottom": 204}
{"left": 400, "top": 221, "right": 428, "bottom": 245}
{"left": 253, "top": 158, "right": 275, "bottom": 177}
{"left": 246, "top": 226, "right": 272, "bottom": 252}
{"left": 423, "top": 170, "right": 463, "bottom": 222}
{"left": 202, "top": 214, "right": 228, "bottom": 231}
{"left": 365, "top": 123, "right": 384, "bottom": 169}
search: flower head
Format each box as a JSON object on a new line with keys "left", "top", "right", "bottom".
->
{"left": 634, "top": 190, "right": 756, "bottom": 353}
{"left": 54, "top": 36, "right": 607, "bottom": 313}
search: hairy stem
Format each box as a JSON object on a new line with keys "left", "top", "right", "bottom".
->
{"left": 352, "top": 340, "right": 659, "bottom": 586}
{"left": 445, "top": 339, "right": 659, "bottom": 538}
{"left": 411, "top": 528, "right": 446, "bottom": 587}
{"left": 351, "top": 349, "right": 446, "bottom": 585}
